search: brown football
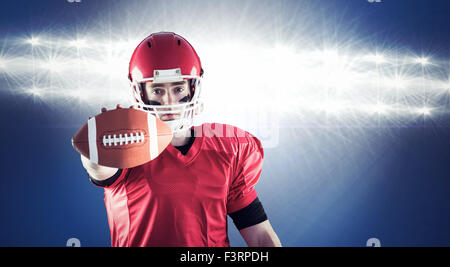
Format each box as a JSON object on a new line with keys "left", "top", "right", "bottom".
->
{"left": 72, "top": 108, "right": 173, "bottom": 168}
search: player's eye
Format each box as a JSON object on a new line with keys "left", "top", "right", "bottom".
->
{"left": 174, "top": 87, "right": 184, "bottom": 94}
{"left": 152, "top": 88, "right": 164, "bottom": 95}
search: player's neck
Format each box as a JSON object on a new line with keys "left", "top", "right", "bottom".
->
{"left": 171, "top": 129, "right": 193, "bottom": 147}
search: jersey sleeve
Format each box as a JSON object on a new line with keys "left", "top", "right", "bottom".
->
{"left": 227, "top": 134, "right": 264, "bottom": 214}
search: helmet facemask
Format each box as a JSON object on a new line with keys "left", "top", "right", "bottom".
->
{"left": 130, "top": 70, "right": 203, "bottom": 134}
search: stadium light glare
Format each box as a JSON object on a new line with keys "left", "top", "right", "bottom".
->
{"left": 414, "top": 57, "right": 430, "bottom": 66}
{"left": 366, "top": 54, "right": 387, "bottom": 64}
{"left": 417, "top": 107, "right": 431, "bottom": 115}
{"left": 392, "top": 77, "right": 407, "bottom": 89}
{"left": 0, "top": 57, "right": 5, "bottom": 68}
{"left": 69, "top": 39, "right": 88, "bottom": 49}
{"left": 41, "top": 60, "right": 65, "bottom": 72}
{"left": 27, "top": 37, "right": 41, "bottom": 46}
{"left": 0, "top": 33, "right": 448, "bottom": 123}
{"left": 27, "top": 87, "right": 43, "bottom": 97}
{"left": 371, "top": 103, "right": 390, "bottom": 114}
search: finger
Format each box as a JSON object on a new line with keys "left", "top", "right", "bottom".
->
{"left": 116, "top": 104, "right": 123, "bottom": 109}
{"left": 129, "top": 105, "right": 137, "bottom": 109}
{"left": 101, "top": 107, "right": 107, "bottom": 113}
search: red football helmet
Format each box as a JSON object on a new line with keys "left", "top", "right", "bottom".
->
{"left": 128, "top": 32, "right": 204, "bottom": 133}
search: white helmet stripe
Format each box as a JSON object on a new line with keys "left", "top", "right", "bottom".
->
{"left": 153, "top": 68, "right": 183, "bottom": 83}
{"left": 147, "top": 113, "right": 159, "bottom": 159}
{"left": 87, "top": 117, "right": 98, "bottom": 164}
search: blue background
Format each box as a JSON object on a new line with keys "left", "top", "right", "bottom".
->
{"left": 1, "top": 0, "right": 450, "bottom": 246}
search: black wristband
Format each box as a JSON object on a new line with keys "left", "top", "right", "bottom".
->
{"left": 229, "top": 197, "right": 268, "bottom": 230}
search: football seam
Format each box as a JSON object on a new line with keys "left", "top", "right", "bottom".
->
{"left": 72, "top": 132, "right": 172, "bottom": 143}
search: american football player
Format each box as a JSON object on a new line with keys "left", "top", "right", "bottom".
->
{"left": 80, "top": 32, "right": 281, "bottom": 247}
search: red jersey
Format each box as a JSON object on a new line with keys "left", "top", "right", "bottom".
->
{"left": 95, "top": 123, "right": 264, "bottom": 247}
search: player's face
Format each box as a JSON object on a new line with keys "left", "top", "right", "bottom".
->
{"left": 143, "top": 80, "right": 191, "bottom": 121}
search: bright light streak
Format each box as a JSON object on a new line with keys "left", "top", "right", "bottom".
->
{"left": 1, "top": 36, "right": 448, "bottom": 123}
{"left": 27, "top": 37, "right": 40, "bottom": 46}
{"left": 321, "top": 101, "right": 346, "bottom": 114}
{"left": 392, "top": 76, "right": 407, "bottom": 89}
{"left": 26, "top": 87, "right": 44, "bottom": 97}
{"left": 41, "top": 60, "right": 65, "bottom": 72}
{"left": 365, "top": 54, "right": 387, "bottom": 64}
{"left": 68, "top": 39, "right": 88, "bottom": 49}
{"left": 370, "top": 103, "right": 391, "bottom": 115}
{"left": 437, "top": 79, "right": 450, "bottom": 90}
{"left": 67, "top": 89, "right": 95, "bottom": 101}
{"left": 416, "top": 107, "right": 432, "bottom": 115}
{"left": 0, "top": 57, "right": 5, "bottom": 68}
{"left": 0, "top": 6, "right": 448, "bottom": 132}
{"left": 414, "top": 57, "right": 430, "bottom": 65}
{"left": 318, "top": 49, "right": 341, "bottom": 65}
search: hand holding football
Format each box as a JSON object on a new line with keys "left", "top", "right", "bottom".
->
{"left": 72, "top": 107, "right": 173, "bottom": 168}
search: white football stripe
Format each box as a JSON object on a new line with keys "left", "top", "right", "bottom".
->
{"left": 147, "top": 113, "right": 159, "bottom": 159}
{"left": 87, "top": 117, "right": 98, "bottom": 164}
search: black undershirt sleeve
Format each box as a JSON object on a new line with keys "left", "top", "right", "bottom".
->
{"left": 88, "top": 168, "right": 123, "bottom": 187}
{"left": 229, "top": 197, "right": 268, "bottom": 230}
